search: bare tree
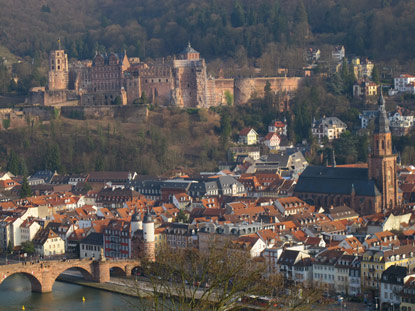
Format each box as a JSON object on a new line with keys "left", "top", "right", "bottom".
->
{"left": 129, "top": 244, "right": 325, "bottom": 311}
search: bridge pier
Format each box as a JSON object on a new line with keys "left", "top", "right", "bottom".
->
{"left": 92, "top": 261, "right": 110, "bottom": 283}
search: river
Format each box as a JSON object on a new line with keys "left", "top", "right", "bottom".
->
{"left": 0, "top": 274, "right": 139, "bottom": 311}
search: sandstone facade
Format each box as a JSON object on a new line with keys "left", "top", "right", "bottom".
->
{"left": 30, "top": 45, "right": 304, "bottom": 107}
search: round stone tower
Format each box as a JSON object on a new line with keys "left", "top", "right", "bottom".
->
{"left": 143, "top": 213, "right": 155, "bottom": 262}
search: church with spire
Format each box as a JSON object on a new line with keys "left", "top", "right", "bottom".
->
{"left": 368, "top": 90, "right": 399, "bottom": 210}
{"left": 295, "top": 90, "right": 401, "bottom": 215}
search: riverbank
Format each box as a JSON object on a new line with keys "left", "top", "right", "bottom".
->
{"left": 57, "top": 274, "right": 145, "bottom": 298}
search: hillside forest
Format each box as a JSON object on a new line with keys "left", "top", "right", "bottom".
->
{"left": 2, "top": 0, "right": 415, "bottom": 175}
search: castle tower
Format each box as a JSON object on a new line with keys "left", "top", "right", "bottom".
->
{"left": 142, "top": 212, "right": 155, "bottom": 262}
{"left": 48, "top": 48, "right": 69, "bottom": 90}
{"left": 173, "top": 43, "right": 207, "bottom": 107}
{"left": 368, "top": 90, "right": 399, "bottom": 210}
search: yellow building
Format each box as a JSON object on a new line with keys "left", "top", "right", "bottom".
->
{"left": 361, "top": 244, "right": 415, "bottom": 291}
{"left": 239, "top": 128, "right": 259, "bottom": 145}
{"left": 154, "top": 227, "right": 167, "bottom": 252}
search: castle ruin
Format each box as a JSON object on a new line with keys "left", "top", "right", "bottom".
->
{"left": 28, "top": 43, "right": 303, "bottom": 109}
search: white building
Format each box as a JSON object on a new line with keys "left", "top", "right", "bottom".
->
{"left": 33, "top": 228, "right": 65, "bottom": 257}
{"left": 380, "top": 266, "right": 410, "bottom": 310}
{"left": 277, "top": 249, "right": 313, "bottom": 283}
{"left": 312, "top": 116, "right": 347, "bottom": 142}
{"left": 313, "top": 250, "right": 344, "bottom": 293}
{"left": 262, "top": 132, "right": 281, "bottom": 151}
{"left": 332, "top": 46, "right": 345, "bottom": 62}
{"left": 79, "top": 232, "right": 103, "bottom": 259}
{"left": 268, "top": 120, "right": 287, "bottom": 136}
{"left": 20, "top": 219, "right": 41, "bottom": 244}
{"left": 394, "top": 74, "right": 415, "bottom": 93}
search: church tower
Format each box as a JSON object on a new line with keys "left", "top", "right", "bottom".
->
{"left": 48, "top": 46, "right": 69, "bottom": 90}
{"left": 368, "top": 90, "right": 399, "bottom": 210}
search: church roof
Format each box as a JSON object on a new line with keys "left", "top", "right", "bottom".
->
{"left": 295, "top": 166, "right": 381, "bottom": 197}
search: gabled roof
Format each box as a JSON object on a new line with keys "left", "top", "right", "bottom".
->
{"left": 264, "top": 132, "right": 280, "bottom": 141}
{"left": 33, "top": 228, "right": 60, "bottom": 245}
{"left": 80, "top": 232, "right": 103, "bottom": 246}
{"left": 239, "top": 127, "right": 257, "bottom": 136}
{"left": 295, "top": 166, "right": 381, "bottom": 197}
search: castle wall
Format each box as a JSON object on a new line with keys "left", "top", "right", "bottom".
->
{"left": 125, "top": 77, "right": 141, "bottom": 105}
{"left": 140, "top": 76, "right": 172, "bottom": 104}
{"left": 0, "top": 109, "right": 26, "bottom": 130}
{"left": 234, "top": 77, "right": 303, "bottom": 105}
{"left": 61, "top": 105, "right": 148, "bottom": 122}
{"left": 80, "top": 91, "right": 124, "bottom": 106}
{"left": 212, "top": 78, "right": 234, "bottom": 105}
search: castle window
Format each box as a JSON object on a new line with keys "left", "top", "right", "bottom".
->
{"left": 166, "top": 79, "right": 168, "bottom": 82}
{"left": 57, "top": 60, "right": 60, "bottom": 64}
{"left": 58, "top": 66, "right": 60, "bottom": 70}
{"left": 382, "top": 140, "right": 385, "bottom": 150}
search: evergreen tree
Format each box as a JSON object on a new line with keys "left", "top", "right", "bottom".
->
{"left": 7, "top": 241, "right": 13, "bottom": 254}
{"left": 18, "top": 156, "right": 28, "bottom": 176}
{"left": 231, "top": 1, "right": 245, "bottom": 27}
{"left": 293, "top": 0, "right": 309, "bottom": 44}
{"left": 6, "top": 150, "right": 19, "bottom": 175}
{"left": 20, "top": 176, "right": 32, "bottom": 198}
{"left": 44, "top": 143, "right": 63, "bottom": 173}
{"left": 372, "top": 65, "right": 380, "bottom": 84}
{"left": 219, "top": 108, "right": 231, "bottom": 146}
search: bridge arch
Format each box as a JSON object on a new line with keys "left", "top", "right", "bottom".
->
{"left": 109, "top": 266, "right": 127, "bottom": 277}
{"left": 0, "top": 271, "right": 43, "bottom": 292}
{"left": 46, "top": 264, "right": 95, "bottom": 292}
{"left": 108, "top": 262, "right": 132, "bottom": 277}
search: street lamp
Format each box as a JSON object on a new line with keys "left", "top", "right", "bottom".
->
{"left": 5, "top": 251, "right": 13, "bottom": 264}
{"left": 339, "top": 296, "right": 344, "bottom": 311}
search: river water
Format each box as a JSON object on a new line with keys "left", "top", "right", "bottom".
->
{"left": 0, "top": 274, "right": 139, "bottom": 311}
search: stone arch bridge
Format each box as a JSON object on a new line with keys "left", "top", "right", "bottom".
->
{"left": 0, "top": 258, "right": 140, "bottom": 293}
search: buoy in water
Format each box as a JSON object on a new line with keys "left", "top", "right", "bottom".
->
{"left": 22, "top": 306, "right": 25, "bottom": 310}
{"left": 82, "top": 296, "right": 86, "bottom": 302}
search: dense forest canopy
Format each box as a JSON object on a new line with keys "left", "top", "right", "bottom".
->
{"left": 1, "top": 0, "right": 415, "bottom": 62}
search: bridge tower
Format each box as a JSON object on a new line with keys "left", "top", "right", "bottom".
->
{"left": 143, "top": 212, "right": 155, "bottom": 262}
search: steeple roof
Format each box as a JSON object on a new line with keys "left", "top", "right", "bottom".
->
{"left": 374, "top": 88, "right": 390, "bottom": 134}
